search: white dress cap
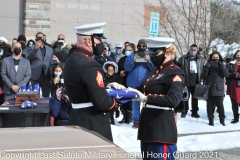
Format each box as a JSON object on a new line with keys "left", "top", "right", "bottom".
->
{"left": 0, "top": 37, "right": 8, "bottom": 44}
{"left": 74, "top": 22, "right": 106, "bottom": 36}
{"left": 143, "top": 37, "right": 175, "bottom": 48}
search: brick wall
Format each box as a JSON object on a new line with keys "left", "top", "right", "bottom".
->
{"left": 24, "top": 0, "right": 51, "bottom": 43}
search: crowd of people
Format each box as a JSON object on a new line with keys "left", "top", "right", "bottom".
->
{"left": 1, "top": 21, "right": 240, "bottom": 159}
{"left": 0, "top": 31, "right": 240, "bottom": 128}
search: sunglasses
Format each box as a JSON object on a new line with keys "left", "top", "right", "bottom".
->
{"left": 58, "top": 38, "right": 64, "bottom": 40}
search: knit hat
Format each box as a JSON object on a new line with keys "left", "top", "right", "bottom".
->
{"left": 137, "top": 39, "right": 147, "bottom": 47}
{"left": 17, "top": 35, "right": 26, "bottom": 42}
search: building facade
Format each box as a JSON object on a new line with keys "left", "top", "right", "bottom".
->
{"left": 0, "top": 0, "right": 210, "bottom": 54}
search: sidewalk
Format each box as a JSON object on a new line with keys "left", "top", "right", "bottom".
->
{"left": 176, "top": 131, "right": 240, "bottom": 160}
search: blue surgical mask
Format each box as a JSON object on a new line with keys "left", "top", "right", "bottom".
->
{"left": 116, "top": 49, "right": 122, "bottom": 55}
{"left": 189, "top": 51, "right": 197, "bottom": 57}
{"left": 125, "top": 51, "right": 132, "bottom": 56}
{"left": 54, "top": 71, "right": 62, "bottom": 78}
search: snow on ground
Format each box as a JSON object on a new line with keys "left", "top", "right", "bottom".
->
{"left": 111, "top": 95, "right": 240, "bottom": 153}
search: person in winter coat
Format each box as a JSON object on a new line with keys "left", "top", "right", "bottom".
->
{"left": 46, "top": 64, "right": 64, "bottom": 96}
{"left": 49, "top": 87, "right": 72, "bottom": 126}
{"left": 103, "top": 61, "right": 123, "bottom": 125}
{"left": 226, "top": 50, "right": 240, "bottom": 124}
{"left": 124, "top": 40, "right": 154, "bottom": 128}
{"left": 0, "top": 37, "right": 12, "bottom": 105}
{"left": 117, "top": 43, "right": 134, "bottom": 124}
{"left": 202, "top": 51, "right": 229, "bottom": 126}
{"left": 178, "top": 44, "right": 205, "bottom": 118}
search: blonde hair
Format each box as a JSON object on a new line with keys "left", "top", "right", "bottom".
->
{"left": 166, "top": 45, "right": 176, "bottom": 55}
{"left": 166, "top": 45, "right": 177, "bottom": 60}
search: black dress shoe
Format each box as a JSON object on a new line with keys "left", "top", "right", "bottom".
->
{"left": 231, "top": 119, "right": 239, "bottom": 124}
{"left": 191, "top": 113, "right": 200, "bottom": 118}
{"left": 181, "top": 113, "right": 186, "bottom": 118}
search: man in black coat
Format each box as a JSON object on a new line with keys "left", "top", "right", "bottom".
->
{"left": 64, "top": 22, "right": 125, "bottom": 141}
{"left": 178, "top": 44, "right": 205, "bottom": 118}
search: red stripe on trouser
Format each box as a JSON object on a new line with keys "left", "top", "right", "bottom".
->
{"left": 163, "top": 144, "right": 167, "bottom": 160}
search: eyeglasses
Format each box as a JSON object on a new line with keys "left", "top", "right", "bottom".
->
{"left": 138, "top": 45, "right": 146, "bottom": 48}
{"left": 58, "top": 38, "right": 64, "bottom": 40}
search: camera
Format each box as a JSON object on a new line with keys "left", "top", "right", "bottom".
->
{"left": 60, "top": 79, "right": 69, "bottom": 103}
{"left": 56, "top": 41, "right": 64, "bottom": 46}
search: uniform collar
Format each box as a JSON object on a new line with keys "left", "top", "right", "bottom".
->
{"left": 75, "top": 46, "right": 94, "bottom": 57}
{"left": 159, "top": 60, "right": 174, "bottom": 69}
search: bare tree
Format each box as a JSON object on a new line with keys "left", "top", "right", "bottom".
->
{"left": 144, "top": 0, "right": 240, "bottom": 59}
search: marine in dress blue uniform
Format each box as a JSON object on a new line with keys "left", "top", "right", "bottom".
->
{"left": 128, "top": 37, "right": 185, "bottom": 160}
{"left": 64, "top": 22, "right": 124, "bottom": 142}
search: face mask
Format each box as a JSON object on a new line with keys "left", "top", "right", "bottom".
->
{"left": 29, "top": 44, "right": 33, "bottom": 46}
{"left": 189, "top": 51, "right": 197, "bottom": 57}
{"left": 54, "top": 71, "right": 62, "bottom": 78}
{"left": 53, "top": 60, "right": 58, "bottom": 64}
{"left": 125, "top": 51, "right": 132, "bottom": 57}
{"left": 138, "top": 48, "right": 146, "bottom": 52}
{"left": 151, "top": 54, "right": 166, "bottom": 69}
{"left": 212, "top": 59, "right": 219, "bottom": 62}
{"left": 58, "top": 40, "right": 64, "bottom": 43}
{"left": 236, "top": 57, "right": 240, "bottom": 62}
{"left": 115, "top": 49, "right": 122, "bottom": 55}
{"left": 93, "top": 42, "right": 105, "bottom": 56}
{"left": 14, "top": 48, "right": 21, "bottom": 55}
{"left": 20, "top": 42, "right": 26, "bottom": 49}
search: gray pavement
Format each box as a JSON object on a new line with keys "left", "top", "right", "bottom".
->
{"left": 176, "top": 131, "right": 240, "bottom": 160}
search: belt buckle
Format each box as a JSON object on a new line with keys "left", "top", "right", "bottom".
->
{"left": 142, "top": 102, "right": 147, "bottom": 108}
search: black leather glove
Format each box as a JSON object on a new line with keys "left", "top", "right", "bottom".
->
{"left": 218, "top": 60, "right": 222, "bottom": 66}
{"left": 210, "top": 61, "right": 218, "bottom": 68}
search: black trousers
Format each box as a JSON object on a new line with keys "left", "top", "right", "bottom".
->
{"left": 207, "top": 96, "right": 225, "bottom": 117}
{"left": 230, "top": 98, "right": 239, "bottom": 116}
{"left": 31, "top": 73, "right": 50, "bottom": 98}
{"left": 120, "top": 101, "right": 132, "bottom": 111}
{"left": 183, "top": 86, "right": 199, "bottom": 114}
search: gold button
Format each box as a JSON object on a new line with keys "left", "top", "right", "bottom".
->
{"left": 147, "top": 79, "right": 149, "bottom": 81}
{"left": 160, "top": 66, "right": 163, "bottom": 69}
{"left": 103, "top": 113, "right": 106, "bottom": 115}
{"left": 144, "top": 85, "right": 146, "bottom": 88}
{"left": 148, "top": 94, "right": 152, "bottom": 95}
{"left": 152, "top": 75, "right": 154, "bottom": 78}
{"left": 154, "top": 94, "right": 157, "bottom": 96}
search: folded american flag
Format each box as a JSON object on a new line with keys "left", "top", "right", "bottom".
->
{"left": 106, "top": 88, "right": 137, "bottom": 103}
{"left": 15, "top": 83, "right": 40, "bottom": 98}
{"left": 21, "top": 100, "right": 37, "bottom": 109}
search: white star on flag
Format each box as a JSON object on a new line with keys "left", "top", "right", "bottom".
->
{"left": 115, "top": 94, "right": 123, "bottom": 99}
{"left": 106, "top": 89, "right": 113, "bottom": 93}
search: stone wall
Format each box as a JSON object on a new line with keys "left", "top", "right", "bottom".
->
{"left": 24, "top": 0, "right": 51, "bottom": 43}
{"left": 0, "top": 0, "right": 24, "bottom": 43}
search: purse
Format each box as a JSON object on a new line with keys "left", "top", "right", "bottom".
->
{"left": 182, "top": 86, "right": 189, "bottom": 101}
{"left": 193, "top": 84, "right": 210, "bottom": 100}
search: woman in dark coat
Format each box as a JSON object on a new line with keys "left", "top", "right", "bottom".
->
{"left": 103, "top": 61, "right": 123, "bottom": 125}
{"left": 202, "top": 51, "right": 229, "bottom": 126}
{"left": 116, "top": 44, "right": 135, "bottom": 124}
{"left": 46, "top": 64, "right": 64, "bottom": 96}
{"left": 226, "top": 50, "right": 240, "bottom": 124}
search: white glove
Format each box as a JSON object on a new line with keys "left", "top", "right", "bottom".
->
{"left": 106, "top": 82, "right": 126, "bottom": 90}
{"left": 127, "top": 87, "right": 147, "bottom": 102}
